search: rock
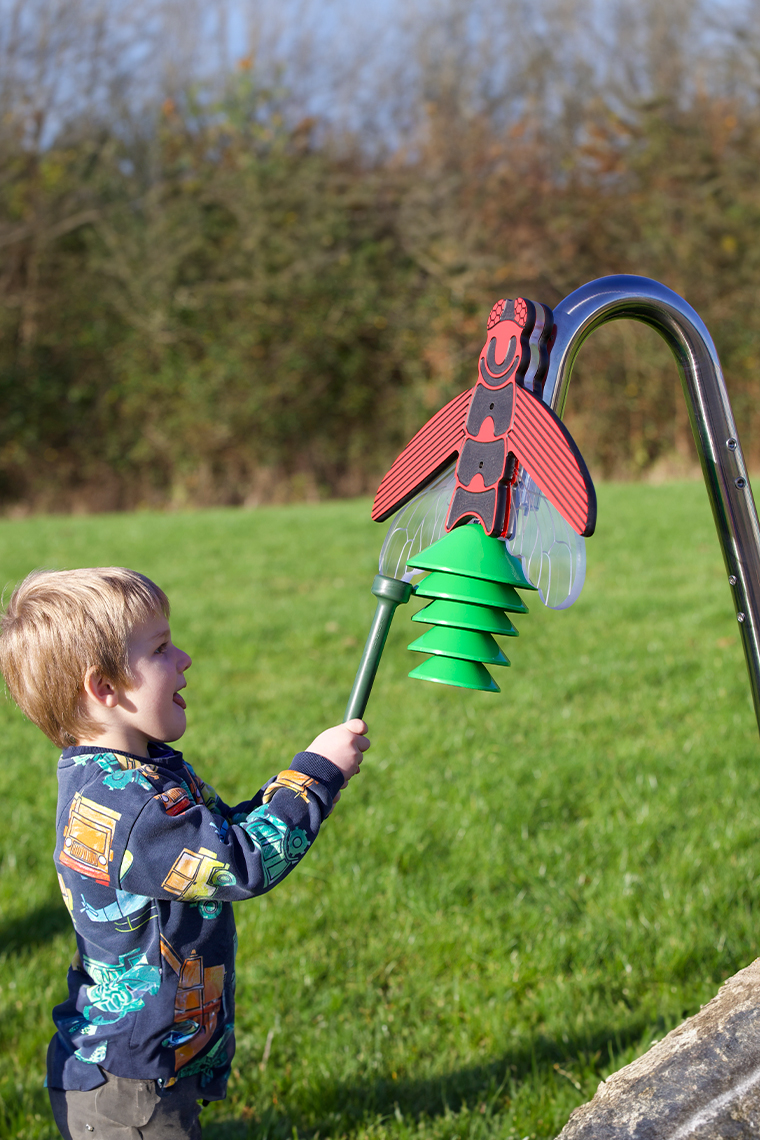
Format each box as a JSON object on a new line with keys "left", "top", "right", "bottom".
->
{"left": 555, "top": 959, "right": 760, "bottom": 1139}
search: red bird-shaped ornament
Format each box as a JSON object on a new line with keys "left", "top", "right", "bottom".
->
{"left": 372, "top": 297, "right": 596, "bottom": 539}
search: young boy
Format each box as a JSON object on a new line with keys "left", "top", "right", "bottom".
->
{"left": 0, "top": 566, "right": 369, "bottom": 1140}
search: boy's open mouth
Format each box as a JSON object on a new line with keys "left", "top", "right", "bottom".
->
{"left": 173, "top": 692, "right": 186, "bottom": 710}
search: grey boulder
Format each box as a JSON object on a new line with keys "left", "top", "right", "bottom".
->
{"left": 556, "top": 958, "right": 760, "bottom": 1139}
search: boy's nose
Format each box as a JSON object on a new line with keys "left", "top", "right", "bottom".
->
{"left": 179, "top": 650, "right": 192, "bottom": 671}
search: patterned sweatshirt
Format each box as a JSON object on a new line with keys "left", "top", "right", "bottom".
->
{"left": 49, "top": 743, "right": 343, "bottom": 1099}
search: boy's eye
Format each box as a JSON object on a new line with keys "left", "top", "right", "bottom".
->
{"left": 155, "top": 642, "right": 169, "bottom": 654}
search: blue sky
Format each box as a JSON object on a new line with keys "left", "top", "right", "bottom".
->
{"left": 2, "top": 0, "right": 757, "bottom": 149}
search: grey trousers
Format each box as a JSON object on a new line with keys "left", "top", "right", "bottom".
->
{"left": 48, "top": 1070, "right": 203, "bottom": 1140}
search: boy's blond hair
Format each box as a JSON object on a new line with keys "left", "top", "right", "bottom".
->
{"left": 0, "top": 567, "right": 170, "bottom": 748}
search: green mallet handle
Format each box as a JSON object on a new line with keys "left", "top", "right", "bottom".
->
{"left": 344, "top": 574, "right": 413, "bottom": 722}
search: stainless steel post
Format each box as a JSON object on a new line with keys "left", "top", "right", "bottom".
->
{"left": 544, "top": 274, "right": 760, "bottom": 735}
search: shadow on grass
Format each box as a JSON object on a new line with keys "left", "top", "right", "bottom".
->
{"left": 0, "top": 896, "right": 72, "bottom": 955}
{"left": 205, "top": 1016, "right": 668, "bottom": 1140}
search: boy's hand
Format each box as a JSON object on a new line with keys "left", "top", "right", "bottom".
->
{"left": 306, "top": 719, "right": 370, "bottom": 803}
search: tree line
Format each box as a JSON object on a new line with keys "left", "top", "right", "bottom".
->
{"left": 2, "top": 0, "right": 760, "bottom": 512}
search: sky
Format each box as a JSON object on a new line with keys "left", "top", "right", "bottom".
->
{"left": 2, "top": 0, "right": 758, "bottom": 149}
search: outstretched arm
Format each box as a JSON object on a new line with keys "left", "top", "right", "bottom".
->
{"left": 116, "top": 721, "right": 370, "bottom": 902}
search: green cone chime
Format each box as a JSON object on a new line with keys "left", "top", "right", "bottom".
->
{"left": 405, "top": 525, "right": 536, "bottom": 693}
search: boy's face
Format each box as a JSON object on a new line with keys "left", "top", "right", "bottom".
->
{"left": 91, "top": 612, "right": 192, "bottom": 757}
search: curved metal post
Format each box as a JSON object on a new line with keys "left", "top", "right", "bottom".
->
{"left": 544, "top": 274, "right": 760, "bottom": 735}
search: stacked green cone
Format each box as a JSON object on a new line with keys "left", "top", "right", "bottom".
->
{"left": 405, "top": 525, "right": 536, "bottom": 693}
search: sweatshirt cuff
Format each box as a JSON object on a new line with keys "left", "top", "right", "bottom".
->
{"left": 290, "top": 751, "right": 345, "bottom": 800}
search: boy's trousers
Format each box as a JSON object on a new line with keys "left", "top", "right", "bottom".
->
{"left": 48, "top": 1070, "right": 203, "bottom": 1140}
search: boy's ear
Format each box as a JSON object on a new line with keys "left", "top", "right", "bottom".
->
{"left": 83, "top": 667, "right": 119, "bottom": 708}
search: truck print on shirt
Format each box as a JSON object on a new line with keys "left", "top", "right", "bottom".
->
{"left": 59, "top": 793, "right": 120, "bottom": 885}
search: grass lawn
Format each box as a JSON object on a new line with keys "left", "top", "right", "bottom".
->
{"left": 0, "top": 482, "right": 757, "bottom": 1140}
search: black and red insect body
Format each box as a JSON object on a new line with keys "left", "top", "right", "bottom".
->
{"left": 372, "top": 297, "right": 596, "bottom": 541}
{"left": 446, "top": 297, "right": 555, "bottom": 537}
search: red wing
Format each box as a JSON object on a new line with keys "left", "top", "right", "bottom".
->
{"left": 510, "top": 385, "right": 596, "bottom": 537}
{"left": 372, "top": 388, "right": 472, "bottom": 522}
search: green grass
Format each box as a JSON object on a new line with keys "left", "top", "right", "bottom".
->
{"left": 0, "top": 482, "right": 757, "bottom": 1140}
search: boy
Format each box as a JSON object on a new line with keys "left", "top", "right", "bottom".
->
{"left": 0, "top": 566, "right": 369, "bottom": 1140}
